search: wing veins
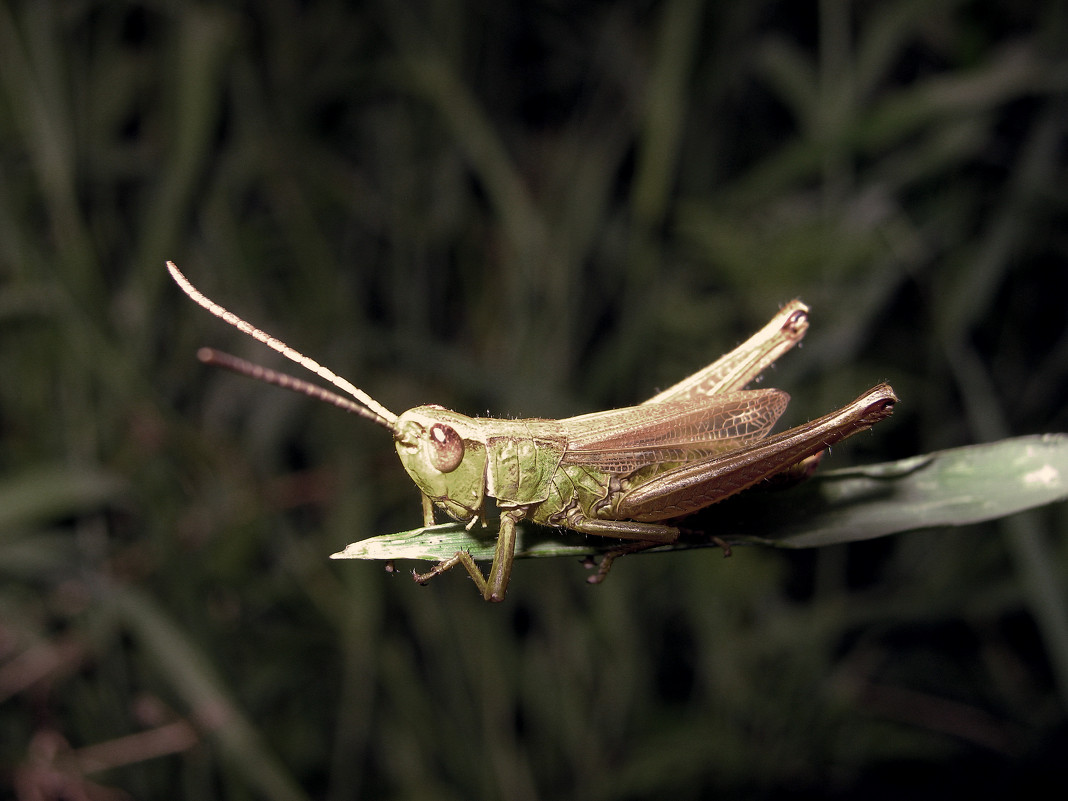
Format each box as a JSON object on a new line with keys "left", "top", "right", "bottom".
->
{"left": 560, "top": 389, "right": 789, "bottom": 472}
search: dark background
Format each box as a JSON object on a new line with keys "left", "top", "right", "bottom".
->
{"left": 1, "top": 1, "right": 1066, "bottom": 798}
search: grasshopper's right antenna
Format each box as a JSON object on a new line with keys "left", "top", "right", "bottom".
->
{"left": 167, "top": 261, "right": 399, "bottom": 432}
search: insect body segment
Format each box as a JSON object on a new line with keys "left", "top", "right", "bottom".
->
{"left": 168, "top": 262, "right": 896, "bottom": 602}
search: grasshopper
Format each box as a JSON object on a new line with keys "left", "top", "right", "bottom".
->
{"left": 167, "top": 261, "right": 896, "bottom": 601}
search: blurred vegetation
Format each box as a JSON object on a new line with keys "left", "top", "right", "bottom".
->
{"left": 1, "top": 0, "right": 1066, "bottom": 798}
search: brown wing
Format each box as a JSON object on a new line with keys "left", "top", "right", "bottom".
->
{"left": 560, "top": 389, "right": 789, "bottom": 473}
{"left": 615, "top": 383, "right": 897, "bottom": 521}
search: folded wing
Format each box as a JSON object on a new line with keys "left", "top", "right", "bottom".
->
{"left": 560, "top": 389, "right": 789, "bottom": 473}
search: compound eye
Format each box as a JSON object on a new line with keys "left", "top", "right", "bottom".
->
{"left": 427, "top": 423, "right": 464, "bottom": 473}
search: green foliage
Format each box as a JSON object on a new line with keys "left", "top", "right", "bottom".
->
{"left": 1, "top": 1, "right": 1066, "bottom": 798}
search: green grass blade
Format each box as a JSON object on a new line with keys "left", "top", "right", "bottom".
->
{"left": 333, "top": 434, "right": 1068, "bottom": 562}
{"left": 0, "top": 465, "right": 126, "bottom": 532}
{"left": 721, "top": 433, "right": 1068, "bottom": 548}
{"left": 110, "top": 588, "right": 311, "bottom": 801}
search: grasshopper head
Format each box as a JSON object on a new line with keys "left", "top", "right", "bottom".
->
{"left": 394, "top": 406, "right": 488, "bottom": 524}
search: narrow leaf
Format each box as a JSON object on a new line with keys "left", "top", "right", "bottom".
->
{"left": 332, "top": 434, "right": 1068, "bottom": 563}
{"left": 0, "top": 465, "right": 126, "bottom": 533}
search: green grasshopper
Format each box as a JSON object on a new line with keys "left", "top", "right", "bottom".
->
{"left": 168, "top": 261, "right": 896, "bottom": 601}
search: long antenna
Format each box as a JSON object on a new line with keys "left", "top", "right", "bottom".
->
{"left": 167, "top": 261, "right": 399, "bottom": 432}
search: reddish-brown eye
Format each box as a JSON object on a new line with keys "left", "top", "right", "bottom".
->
{"left": 427, "top": 423, "right": 464, "bottom": 472}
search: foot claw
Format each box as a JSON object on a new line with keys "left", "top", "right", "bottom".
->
{"left": 712, "top": 536, "right": 732, "bottom": 558}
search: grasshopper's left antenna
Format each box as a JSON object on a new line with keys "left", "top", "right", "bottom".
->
{"left": 167, "top": 261, "right": 399, "bottom": 432}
